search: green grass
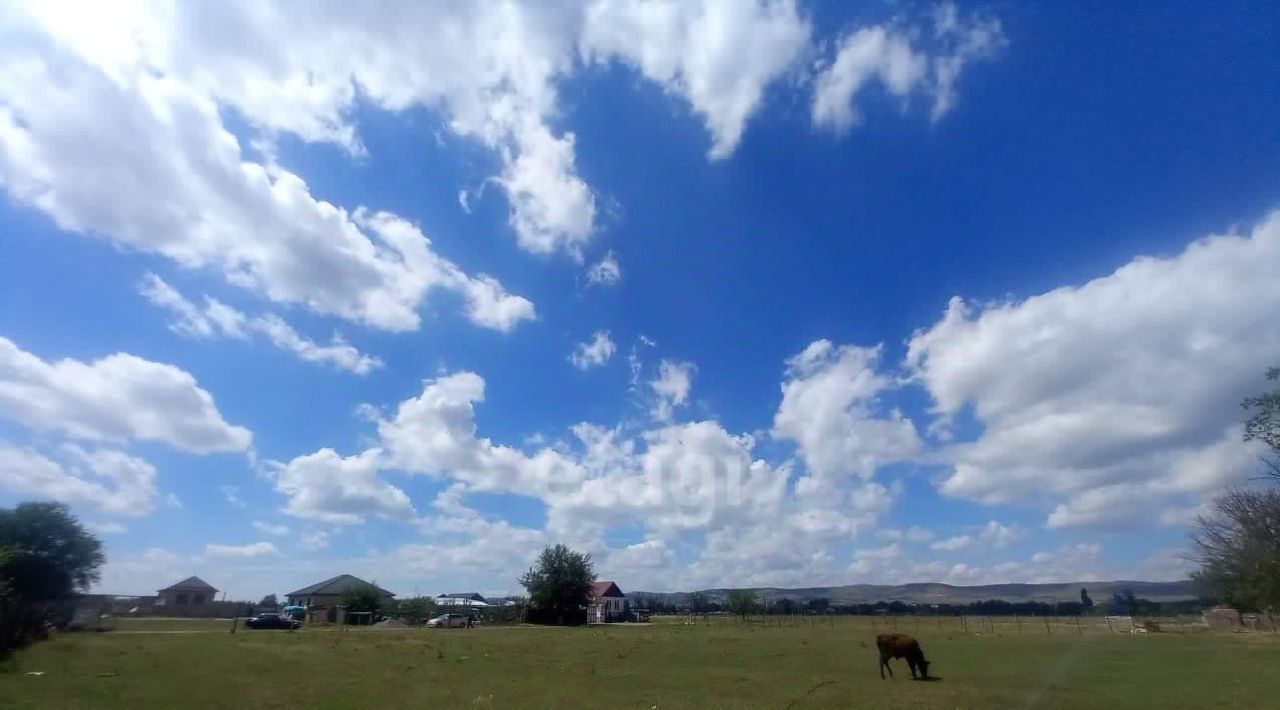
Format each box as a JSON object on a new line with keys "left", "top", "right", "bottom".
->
{"left": 100, "top": 617, "right": 238, "bottom": 633}
{"left": 4, "top": 617, "right": 1278, "bottom": 709}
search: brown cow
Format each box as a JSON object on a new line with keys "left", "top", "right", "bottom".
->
{"left": 876, "top": 633, "right": 931, "bottom": 680}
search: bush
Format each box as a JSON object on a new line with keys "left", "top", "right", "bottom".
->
{"left": 397, "top": 596, "right": 437, "bottom": 625}
{"left": 341, "top": 584, "right": 384, "bottom": 615}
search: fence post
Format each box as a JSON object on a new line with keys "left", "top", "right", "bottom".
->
{"left": 1044, "top": 615, "right": 1051, "bottom": 634}
{"left": 961, "top": 616, "right": 968, "bottom": 633}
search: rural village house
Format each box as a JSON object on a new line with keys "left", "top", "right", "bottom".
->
{"left": 156, "top": 576, "right": 217, "bottom": 606}
{"left": 589, "top": 580, "right": 626, "bottom": 623}
{"left": 285, "top": 574, "right": 394, "bottom": 611}
{"left": 437, "top": 592, "right": 488, "bottom": 607}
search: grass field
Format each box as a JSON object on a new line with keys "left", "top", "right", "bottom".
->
{"left": 4, "top": 616, "right": 1279, "bottom": 709}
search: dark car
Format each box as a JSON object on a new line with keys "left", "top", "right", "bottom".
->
{"left": 245, "top": 613, "right": 302, "bottom": 630}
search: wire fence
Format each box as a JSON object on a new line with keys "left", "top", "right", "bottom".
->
{"left": 657, "top": 612, "right": 1262, "bottom": 636}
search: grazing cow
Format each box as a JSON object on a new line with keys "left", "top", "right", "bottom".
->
{"left": 877, "top": 633, "right": 931, "bottom": 680}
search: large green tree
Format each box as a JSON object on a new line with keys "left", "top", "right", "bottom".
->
{"left": 1191, "top": 488, "right": 1280, "bottom": 611}
{"left": 518, "top": 544, "right": 594, "bottom": 625}
{"left": 340, "top": 583, "right": 384, "bottom": 615}
{"left": 1191, "top": 368, "right": 1280, "bottom": 611}
{"left": 726, "top": 589, "right": 758, "bottom": 619}
{"left": 1, "top": 502, "right": 104, "bottom": 658}
{"left": 689, "top": 591, "right": 709, "bottom": 613}
{"left": 0, "top": 502, "right": 104, "bottom": 591}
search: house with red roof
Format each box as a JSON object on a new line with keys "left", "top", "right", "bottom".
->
{"left": 589, "top": 580, "right": 626, "bottom": 623}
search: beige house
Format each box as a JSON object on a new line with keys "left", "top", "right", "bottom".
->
{"left": 156, "top": 576, "right": 218, "bottom": 607}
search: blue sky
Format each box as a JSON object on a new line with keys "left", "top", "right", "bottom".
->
{"left": 1, "top": 1, "right": 1277, "bottom": 600}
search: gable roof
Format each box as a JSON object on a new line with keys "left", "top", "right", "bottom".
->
{"left": 590, "top": 580, "right": 624, "bottom": 599}
{"left": 284, "top": 574, "right": 395, "bottom": 599}
{"left": 438, "top": 592, "right": 486, "bottom": 602}
{"left": 159, "top": 576, "right": 217, "bottom": 593}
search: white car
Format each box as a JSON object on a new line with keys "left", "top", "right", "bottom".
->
{"left": 426, "top": 613, "right": 470, "bottom": 628}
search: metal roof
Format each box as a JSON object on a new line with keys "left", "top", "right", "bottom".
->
{"left": 590, "top": 580, "right": 624, "bottom": 598}
{"left": 284, "top": 574, "right": 394, "bottom": 598}
{"left": 158, "top": 576, "right": 218, "bottom": 593}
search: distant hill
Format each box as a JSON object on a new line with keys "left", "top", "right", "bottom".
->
{"left": 630, "top": 580, "right": 1197, "bottom": 606}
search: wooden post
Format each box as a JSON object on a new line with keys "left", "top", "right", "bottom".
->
{"left": 230, "top": 614, "right": 238, "bottom": 634}
{"left": 1014, "top": 614, "right": 1021, "bottom": 633}
{"left": 1044, "top": 615, "right": 1051, "bottom": 634}
{"left": 1076, "top": 615, "right": 1083, "bottom": 635}
{"left": 961, "top": 615, "right": 968, "bottom": 633}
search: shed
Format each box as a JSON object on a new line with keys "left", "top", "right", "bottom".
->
{"left": 589, "top": 580, "right": 626, "bottom": 623}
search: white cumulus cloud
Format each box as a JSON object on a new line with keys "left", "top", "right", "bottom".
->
{"left": 0, "top": 20, "right": 535, "bottom": 331}
{"left": 908, "top": 211, "right": 1280, "bottom": 528}
{"left": 204, "top": 541, "right": 281, "bottom": 558}
{"left": 812, "top": 3, "right": 1004, "bottom": 133}
{"left": 651, "top": 360, "right": 696, "bottom": 421}
{"left": 570, "top": 331, "right": 617, "bottom": 370}
{"left": 0, "top": 336, "right": 251, "bottom": 453}
{"left": 0, "top": 442, "right": 158, "bottom": 517}
{"left": 774, "top": 341, "right": 920, "bottom": 482}
{"left": 270, "top": 448, "right": 415, "bottom": 525}
{"left": 582, "top": 0, "right": 811, "bottom": 159}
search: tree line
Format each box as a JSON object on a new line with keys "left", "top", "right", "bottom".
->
{"left": 627, "top": 591, "right": 1204, "bottom": 618}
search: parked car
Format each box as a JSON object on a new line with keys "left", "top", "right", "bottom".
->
{"left": 426, "top": 613, "right": 471, "bottom": 628}
{"left": 245, "top": 613, "right": 303, "bottom": 630}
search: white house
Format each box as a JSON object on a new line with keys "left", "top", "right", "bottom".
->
{"left": 436, "top": 592, "right": 488, "bottom": 608}
{"left": 589, "top": 580, "right": 625, "bottom": 623}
